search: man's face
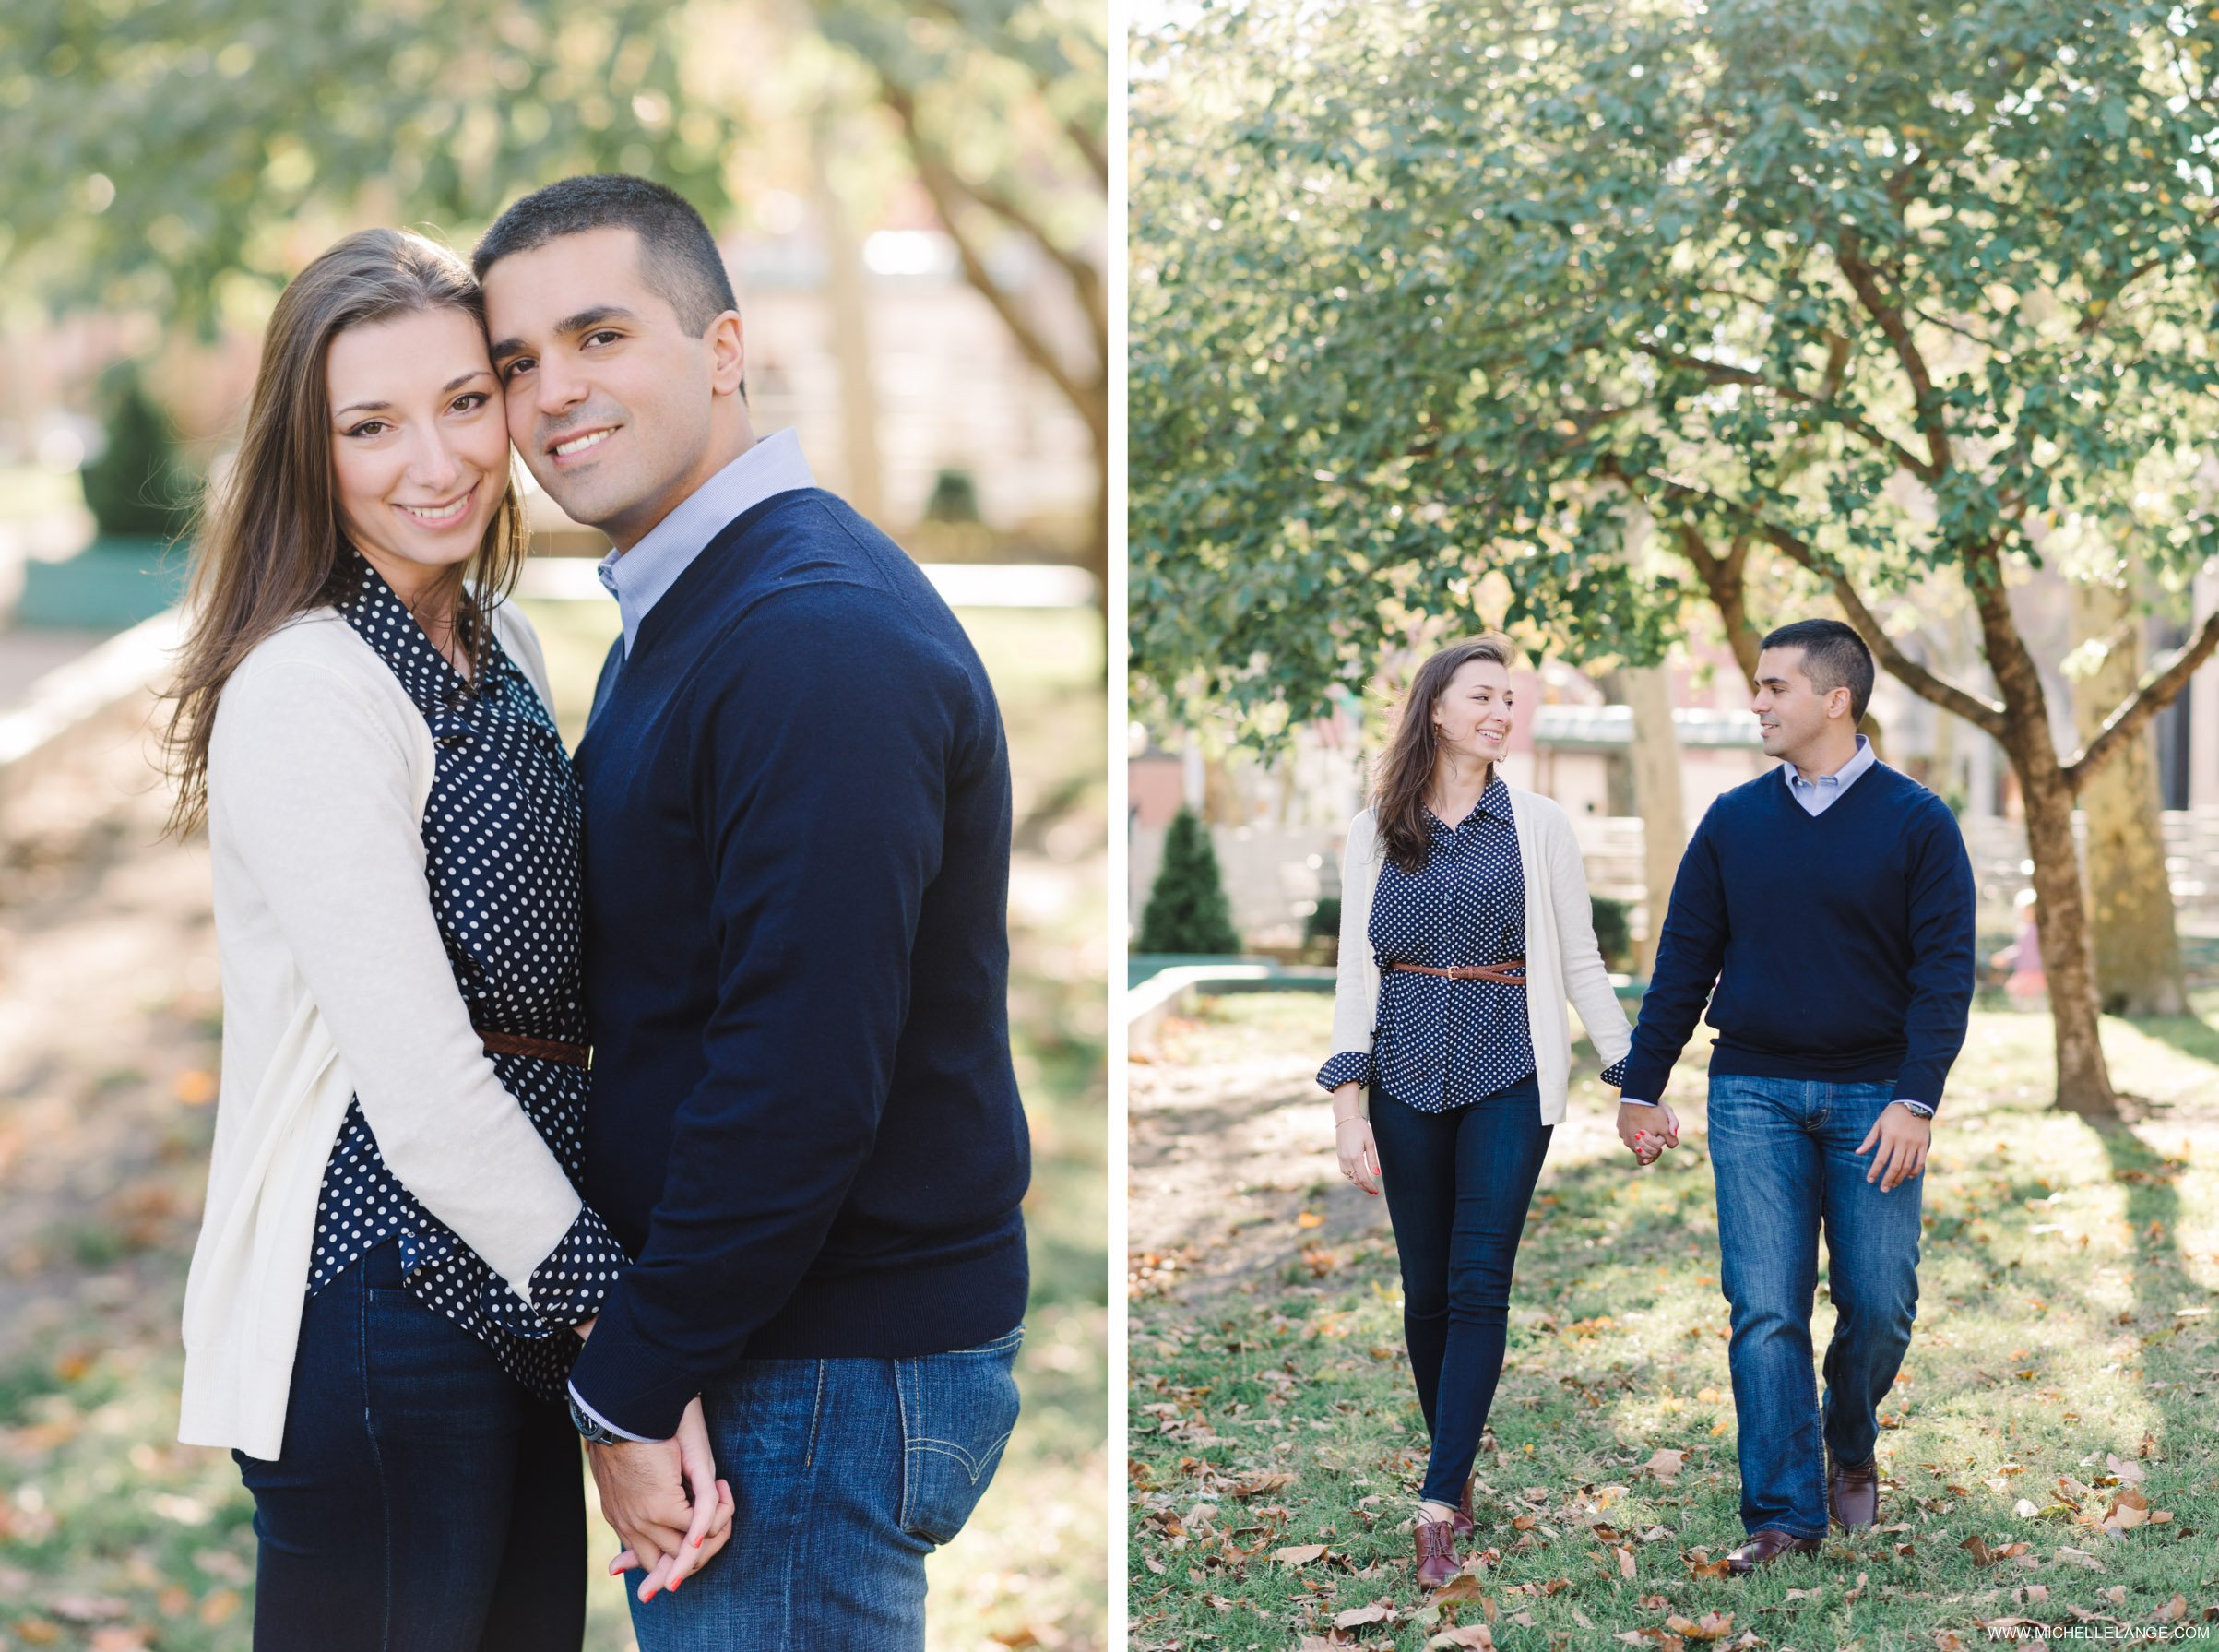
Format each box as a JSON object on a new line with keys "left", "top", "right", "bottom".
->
{"left": 1751, "top": 646, "right": 1847, "bottom": 759}
{"left": 481, "top": 225, "right": 730, "bottom": 549}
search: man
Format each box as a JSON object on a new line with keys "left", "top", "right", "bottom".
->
{"left": 476, "top": 174, "right": 1030, "bottom": 1646}
{"left": 1613, "top": 619, "right": 1974, "bottom": 1573}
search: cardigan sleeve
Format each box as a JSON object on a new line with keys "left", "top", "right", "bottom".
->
{"left": 1539, "top": 798, "right": 1633, "bottom": 1072}
{"left": 210, "top": 657, "right": 585, "bottom": 1300}
{"left": 1322, "top": 811, "right": 1383, "bottom": 1121}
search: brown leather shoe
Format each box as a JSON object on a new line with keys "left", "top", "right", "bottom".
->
{"left": 1828, "top": 1453, "right": 1880, "bottom": 1529}
{"left": 1725, "top": 1529, "right": 1821, "bottom": 1574}
{"left": 1415, "top": 1519, "right": 1462, "bottom": 1589}
{"left": 1452, "top": 1472, "right": 1476, "bottom": 1537}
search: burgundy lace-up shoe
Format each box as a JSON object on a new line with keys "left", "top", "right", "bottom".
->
{"left": 1415, "top": 1519, "right": 1462, "bottom": 1589}
{"left": 1452, "top": 1472, "right": 1476, "bottom": 1537}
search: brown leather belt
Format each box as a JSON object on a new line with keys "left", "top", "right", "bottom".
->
{"left": 1388, "top": 959, "right": 1528, "bottom": 983}
{"left": 477, "top": 1027, "right": 591, "bottom": 1067}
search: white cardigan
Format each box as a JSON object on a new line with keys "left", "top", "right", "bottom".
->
{"left": 180, "top": 603, "right": 585, "bottom": 1458}
{"left": 1328, "top": 787, "right": 1632, "bottom": 1127}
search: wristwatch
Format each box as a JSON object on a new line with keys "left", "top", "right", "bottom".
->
{"left": 1894, "top": 1099, "right": 1936, "bottom": 1119}
{"left": 567, "top": 1389, "right": 626, "bottom": 1446}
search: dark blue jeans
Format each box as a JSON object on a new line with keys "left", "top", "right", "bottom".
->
{"left": 1708, "top": 1075, "right": 1924, "bottom": 1539}
{"left": 625, "top": 1328, "right": 1024, "bottom": 1651}
{"left": 232, "top": 1241, "right": 585, "bottom": 1651}
{"left": 1369, "top": 1076, "right": 1551, "bottom": 1506}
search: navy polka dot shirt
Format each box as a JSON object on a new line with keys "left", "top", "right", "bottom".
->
{"left": 1318, "top": 777, "right": 1629, "bottom": 1111}
{"left": 304, "top": 559, "right": 624, "bottom": 1404}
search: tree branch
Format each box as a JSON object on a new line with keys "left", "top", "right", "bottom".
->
{"left": 882, "top": 82, "right": 1107, "bottom": 341}
{"left": 1633, "top": 341, "right": 1938, "bottom": 482}
{"left": 1596, "top": 458, "right": 2011, "bottom": 739}
{"left": 2062, "top": 603, "right": 2219, "bottom": 789}
{"left": 1834, "top": 230, "right": 1953, "bottom": 479}
{"left": 882, "top": 86, "right": 1103, "bottom": 438}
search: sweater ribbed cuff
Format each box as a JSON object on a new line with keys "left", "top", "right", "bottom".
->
{"left": 564, "top": 1286, "right": 705, "bottom": 1443}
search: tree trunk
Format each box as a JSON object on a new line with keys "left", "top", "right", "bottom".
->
{"left": 2070, "top": 577, "right": 2187, "bottom": 1016}
{"left": 810, "top": 119, "right": 885, "bottom": 522}
{"left": 1612, "top": 666, "right": 1685, "bottom": 977}
{"left": 1966, "top": 551, "right": 2118, "bottom": 1114}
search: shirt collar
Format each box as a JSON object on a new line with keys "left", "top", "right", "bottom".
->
{"left": 1431, "top": 774, "right": 1514, "bottom": 834}
{"left": 595, "top": 428, "right": 814, "bottom": 655}
{"left": 1784, "top": 732, "right": 1875, "bottom": 791}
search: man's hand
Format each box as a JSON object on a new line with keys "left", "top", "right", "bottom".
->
{"left": 1856, "top": 1103, "right": 1931, "bottom": 1192}
{"left": 591, "top": 1398, "right": 734, "bottom": 1603}
{"left": 1616, "top": 1100, "right": 1679, "bottom": 1167}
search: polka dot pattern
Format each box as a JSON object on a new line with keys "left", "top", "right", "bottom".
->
{"left": 304, "top": 558, "right": 623, "bottom": 1403}
{"left": 1314, "top": 777, "right": 1540, "bottom": 1113}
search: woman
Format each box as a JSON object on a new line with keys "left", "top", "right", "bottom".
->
{"left": 1320, "top": 636, "right": 1647, "bottom": 1588}
{"left": 165, "top": 228, "right": 729, "bottom": 1648}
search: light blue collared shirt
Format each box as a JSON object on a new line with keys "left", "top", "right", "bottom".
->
{"left": 595, "top": 427, "right": 815, "bottom": 657}
{"left": 1784, "top": 733, "right": 1876, "bottom": 817}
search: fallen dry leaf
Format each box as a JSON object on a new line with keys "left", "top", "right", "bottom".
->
{"left": 1296, "top": 1211, "right": 1325, "bottom": 1230}
{"left": 2154, "top": 1597, "right": 2189, "bottom": 1623}
{"left": 1665, "top": 1612, "right": 1736, "bottom": 1641}
{"left": 1647, "top": 1449, "right": 1687, "bottom": 1485}
{"left": 1426, "top": 1626, "right": 1496, "bottom": 1650}
{"left": 1335, "top": 1604, "right": 1394, "bottom": 1628}
{"left": 1272, "top": 1544, "right": 1328, "bottom": 1565}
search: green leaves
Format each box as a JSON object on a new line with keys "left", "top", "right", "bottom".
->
{"left": 1132, "top": 0, "right": 2219, "bottom": 736}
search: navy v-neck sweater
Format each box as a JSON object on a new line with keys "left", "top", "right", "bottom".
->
{"left": 1618, "top": 761, "right": 1976, "bottom": 1109}
{"left": 564, "top": 488, "right": 1030, "bottom": 1439}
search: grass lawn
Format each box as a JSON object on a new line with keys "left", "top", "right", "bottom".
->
{"left": 0, "top": 597, "right": 1107, "bottom": 1652}
{"left": 1128, "top": 992, "right": 2219, "bottom": 1652}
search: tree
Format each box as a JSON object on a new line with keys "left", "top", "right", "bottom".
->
{"left": 81, "top": 364, "right": 190, "bottom": 539}
{"left": 0, "top": 1, "right": 1104, "bottom": 582}
{"left": 1138, "top": 808, "right": 1242, "bottom": 955}
{"left": 813, "top": 0, "right": 1110, "bottom": 599}
{"left": 1132, "top": 0, "right": 2219, "bottom": 1113}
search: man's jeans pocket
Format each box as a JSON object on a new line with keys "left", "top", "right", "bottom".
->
{"left": 895, "top": 1326, "right": 1024, "bottom": 1545}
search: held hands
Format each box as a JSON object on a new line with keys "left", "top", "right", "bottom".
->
{"left": 1616, "top": 1100, "right": 1679, "bottom": 1168}
{"left": 1330, "top": 1083, "right": 1381, "bottom": 1195}
{"left": 1856, "top": 1102, "right": 1931, "bottom": 1192}
{"left": 591, "top": 1396, "right": 735, "bottom": 1603}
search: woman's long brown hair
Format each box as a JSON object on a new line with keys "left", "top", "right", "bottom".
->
{"left": 1371, "top": 635, "right": 1517, "bottom": 874}
{"left": 160, "top": 227, "right": 528, "bottom": 837}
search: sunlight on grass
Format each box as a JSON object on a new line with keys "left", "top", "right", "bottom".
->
{"left": 0, "top": 599, "right": 1106, "bottom": 1652}
{"left": 1131, "top": 993, "right": 2219, "bottom": 1651}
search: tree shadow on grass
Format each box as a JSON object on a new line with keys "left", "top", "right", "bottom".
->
{"left": 2123, "top": 1011, "right": 2219, "bottom": 1070}
{"left": 2086, "top": 1117, "right": 2219, "bottom": 1485}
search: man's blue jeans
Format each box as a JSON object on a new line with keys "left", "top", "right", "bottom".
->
{"left": 1708, "top": 1075, "right": 1923, "bottom": 1539}
{"left": 627, "top": 1328, "right": 1023, "bottom": 1651}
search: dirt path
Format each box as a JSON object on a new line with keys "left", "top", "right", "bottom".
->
{"left": 0, "top": 703, "right": 217, "bottom": 1373}
{"left": 1127, "top": 995, "right": 1632, "bottom": 1299}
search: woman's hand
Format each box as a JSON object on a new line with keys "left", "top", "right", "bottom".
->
{"left": 1335, "top": 1119, "right": 1381, "bottom": 1194}
{"left": 1332, "top": 1082, "right": 1382, "bottom": 1194}
{"left": 608, "top": 1396, "right": 735, "bottom": 1599}
{"left": 1616, "top": 1100, "right": 1679, "bottom": 1167}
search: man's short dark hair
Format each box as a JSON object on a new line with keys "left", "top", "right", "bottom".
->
{"left": 1761, "top": 618, "right": 1876, "bottom": 723}
{"left": 472, "top": 174, "right": 738, "bottom": 336}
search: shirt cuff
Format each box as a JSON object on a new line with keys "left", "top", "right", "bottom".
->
{"left": 566, "top": 1380, "right": 666, "bottom": 1444}
{"left": 1598, "top": 1056, "right": 1630, "bottom": 1088}
{"left": 1893, "top": 1099, "right": 1936, "bottom": 1119}
{"left": 1317, "top": 1052, "right": 1372, "bottom": 1094}
{"left": 479, "top": 1205, "right": 628, "bottom": 1338}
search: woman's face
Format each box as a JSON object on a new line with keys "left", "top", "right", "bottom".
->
{"left": 1431, "top": 657, "right": 1515, "bottom": 765}
{"left": 326, "top": 306, "right": 509, "bottom": 600}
